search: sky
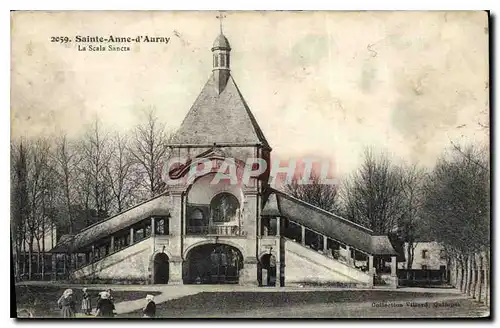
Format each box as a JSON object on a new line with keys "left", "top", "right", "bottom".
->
{"left": 11, "top": 11, "right": 489, "bottom": 177}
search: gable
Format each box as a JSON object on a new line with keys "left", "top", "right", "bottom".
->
{"left": 173, "top": 74, "right": 269, "bottom": 148}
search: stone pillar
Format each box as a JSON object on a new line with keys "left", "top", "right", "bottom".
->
{"left": 276, "top": 217, "right": 281, "bottom": 236}
{"left": 51, "top": 254, "right": 57, "bottom": 280}
{"left": 130, "top": 227, "right": 134, "bottom": 245}
{"left": 240, "top": 258, "right": 259, "bottom": 285}
{"left": 301, "top": 226, "right": 305, "bottom": 245}
{"left": 390, "top": 255, "right": 398, "bottom": 288}
{"left": 151, "top": 217, "right": 156, "bottom": 237}
{"left": 345, "top": 245, "right": 351, "bottom": 264}
{"left": 275, "top": 261, "right": 281, "bottom": 287}
{"left": 169, "top": 259, "right": 183, "bottom": 285}
{"left": 368, "top": 255, "right": 374, "bottom": 273}
{"left": 391, "top": 256, "right": 397, "bottom": 276}
{"left": 110, "top": 236, "right": 115, "bottom": 253}
{"left": 323, "top": 235, "right": 328, "bottom": 253}
{"left": 368, "top": 254, "right": 374, "bottom": 288}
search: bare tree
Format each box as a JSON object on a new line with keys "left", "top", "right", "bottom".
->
{"left": 130, "top": 108, "right": 172, "bottom": 198}
{"left": 77, "top": 118, "right": 113, "bottom": 221}
{"left": 341, "top": 148, "right": 405, "bottom": 234}
{"left": 398, "top": 164, "right": 426, "bottom": 269}
{"left": 105, "top": 132, "right": 141, "bottom": 213}
{"left": 422, "top": 143, "right": 489, "bottom": 298}
{"left": 53, "top": 134, "right": 81, "bottom": 233}
{"left": 283, "top": 173, "right": 340, "bottom": 213}
{"left": 11, "top": 140, "right": 29, "bottom": 280}
{"left": 22, "top": 138, "right": 53, "bottom": 279}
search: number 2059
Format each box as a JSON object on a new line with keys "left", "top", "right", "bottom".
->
{"left": 50, "top": 36, "right": 70, "bottom": 43}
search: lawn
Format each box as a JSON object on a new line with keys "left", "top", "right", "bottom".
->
{"left": 15, "top": 285, "right": 161, "bottom": 318}
{"left": 119, "top": 290, "right": 486, "bottom": 318}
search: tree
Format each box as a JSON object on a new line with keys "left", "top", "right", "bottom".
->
{"left": 105, "top": 132, "right": 140, "bottom": 213}
{"left": 130, "top": 108, "right": 172, "bottom": 198}
{"left": 422, "top": 143, "right": 489, "bottom": 298}
{"left": 77, "top": 118, "right": 113, "bottom": 221}
{"left": 23, "top": 138, "right": 53, "bottom": 279}
{"left": 53, "top": 134, "right": 80, "bottom": 233}
{"left": 283, "top": 173, "right": 340, "bottom": 213}
{"left": 341, "top": 148, "right": 405, "bottom": 234}
{"left": 398, "top": 164, "right": 426, "bottom": 269}
{"left": 11, "top": 140, "right": 29, "bottom": 280}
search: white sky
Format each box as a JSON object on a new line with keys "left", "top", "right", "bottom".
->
{"left": 11, "top": 11, "right": 489, "bottom": 176}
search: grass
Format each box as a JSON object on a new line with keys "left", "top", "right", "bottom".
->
{"left": 119, "top": 290, "right": 461, "bottom": 318}
{"left": 15, "top": 285, "right": 161, "bottom": 318}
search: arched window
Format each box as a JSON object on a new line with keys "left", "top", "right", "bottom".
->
{"left": 214, "top": 54, "right": 219, "bottom": 67}
{"left": 220, "top": 53, "right": 225, "bottom": 67}
{"left": 210, "top": 192, "right": 239, "bottom": 223}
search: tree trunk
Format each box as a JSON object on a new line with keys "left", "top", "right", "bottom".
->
{"left": 471, "top": 254, "right": 477, "bottom": 298}
{"left": 477, "top": 253, "right": 483, "bottom": 303}
{"left": 28, "top": 238, "right": 33, "bottom": 280}
{"left": 465, "top": 254, "right": 471, "bottom": 296}
{"left": 406, "top": 243, "right": 413, "bottom": 269}
{"left": 36, "top": 238, "right": 41, "bottom": 280}
{"left": 484, "top": 251, "right": 489, "bottom": 307}
{"left": 21, "top": 237, "right": 26, "bottom": 276}
{"left": 41, "top": 227, "right": 45, "bottom": 280}
{"left": 459, "top": 256, "right": 465, "bottom": 292}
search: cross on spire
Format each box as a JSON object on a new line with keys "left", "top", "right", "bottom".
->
{"left": 216, "top": 12, "right": 226, "bottom": 34}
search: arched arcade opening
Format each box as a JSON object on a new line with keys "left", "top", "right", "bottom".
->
{"left": 183, "top": 243, "right": 243, "bottom": 284}
{"left": 153, "top": 252, "right": 170, "bottom": 284}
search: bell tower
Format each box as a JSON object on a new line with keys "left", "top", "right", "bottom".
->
{"left": 212, "top": 14, "right": 231, "bottom": 94}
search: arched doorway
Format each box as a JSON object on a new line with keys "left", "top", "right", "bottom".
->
{"left": 153, "top": 253, "right": 169, "bottom": 284}
{"left": 184, "top": 243, "right": 243, "bottom": 284}
{"left": 260, "top": 253, "right": 277, "bottom": 287}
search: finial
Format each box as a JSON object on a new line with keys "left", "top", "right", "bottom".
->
{"left": 216, "top": 11, "right": 226, "bottom": 34}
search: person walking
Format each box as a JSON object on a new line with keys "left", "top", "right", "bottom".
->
{"left": 81, "top": 288, "right": 92, "bottom": 315}
{"left": 106, "top": 289, "right": 114, "bottom": 302}
{"left": 57, "top": 289, "right": 76, "bottom": 318}
{"left": 142, "top": 295, "right": 156, "bottom": 318}
{"left": 95, "top": 291, "right": 115, "bottom": 318}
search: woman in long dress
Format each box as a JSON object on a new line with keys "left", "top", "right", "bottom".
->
{"left": 95, "top": 291, "right": 115, "bottom": 318}
{"left": 81, "top": 288, "right": 92, "bottom": 315}
{"left": 142, "top": 295, "right": 156, "bottom": 318}
{"left": 57, "top": 289, "right": 76, "bottom": 318}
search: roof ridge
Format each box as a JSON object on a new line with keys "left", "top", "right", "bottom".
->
{"left": 229, "top": 75, "right": 270, "bottom": 148}
{"left": 72, "top": 191, "right": 170, "bottom": 235}
{"left": 271, "top": 188, "right": 374, "bottom": 233}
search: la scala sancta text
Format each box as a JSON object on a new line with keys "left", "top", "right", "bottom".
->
{"left": 78, "top": 44, "right": 131, "bottom": 52}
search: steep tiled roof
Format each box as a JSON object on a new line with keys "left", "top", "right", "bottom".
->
{"left": 262, "top": 189, "right": 399, "bottom": 256}
{"left": 50, "top": 193, "right": 171, "bottom": 253}
{"left": 173, "top": 74, "right": 269, "bottom": 148}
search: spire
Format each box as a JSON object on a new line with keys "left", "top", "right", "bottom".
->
{"left": 216, "top": 12, "right": 225, "bottom": 34}
{"left": 212, "top": 13, "right": 231, "bottom": 94}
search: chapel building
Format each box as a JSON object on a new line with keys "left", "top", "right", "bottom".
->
{"left": 51, "top": 31, "right": 400, "bottom": 287}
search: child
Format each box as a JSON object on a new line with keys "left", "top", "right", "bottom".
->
{"left": 81, "top": 288, "right": 92, "bottom": 315}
